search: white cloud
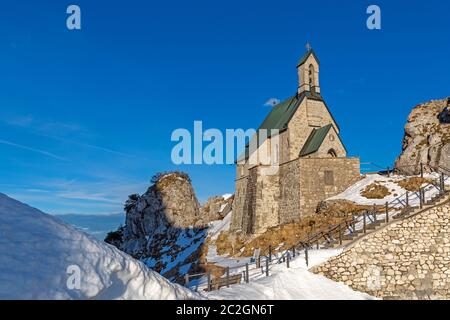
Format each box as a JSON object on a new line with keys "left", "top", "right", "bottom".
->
{"left": 3, "top": 114, "right": 131, "bottom": 158}
{"left": 264, "top": 98, "right": 281, "bottom": 107}
{"left": 0, "top": 139, "right": 67, "bottom": 161}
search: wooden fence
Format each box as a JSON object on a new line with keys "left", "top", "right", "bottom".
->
{"left": 183, "top": 163, "right": 450, "bottom": 292}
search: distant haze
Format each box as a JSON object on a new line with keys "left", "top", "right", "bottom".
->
{"left": 56, "top": 213, "right": 125, "bottom": 240}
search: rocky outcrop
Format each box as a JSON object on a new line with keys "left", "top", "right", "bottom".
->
{"left": 201, "top": 194, "right": 234, "bottom": 222}
{"left": 105, "top": 171, "right": 234, "bottom": 283}
{"left": 313, "top": 203, "right": 450, "bottom": 300}
{"left": 395, "top": 98, "right": 450, "bottom": 175}
{"left": 105, "top": 172, "right": 206, "bottom": 282}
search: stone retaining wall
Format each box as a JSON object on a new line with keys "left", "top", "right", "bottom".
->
{"left": 313, "top": 202, "right": 450, "bottom": 300}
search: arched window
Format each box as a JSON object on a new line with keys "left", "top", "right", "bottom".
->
{"left": 309, "top": 64, "right": 316, "bottom": 93}
{"left": 327, "top": 149, "right": 337, "bottom": 158}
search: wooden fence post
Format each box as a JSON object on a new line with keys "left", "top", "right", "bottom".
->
{"left": 265, "top": 257, "right": 269, "bottom": 277}
{"left": 184, "top": 274, "right": 189, "bottom": 287}
{"left": 245, "top": 263, "right": 249, "bottom": 283}
{"left": 207, "top": 271, "right": 211, "bottom": 292}
{"left": 406, "top": 191, "right": 409, "bottom": 208}
{"left": 287, "top": 252, "right": 290, "bottom": 268}
{"left": 385, "top": 202, "right": 389, "bottom": 223}
{"left": 226, "top": 267, "right": 230, "bottom": 288}
{"left": 305, "top": 247, "right": 309, "bottom": 267}
{"left": 420, "top": 188, "right": 423, "bottom": 209}
{"left": 363, "top": 211, "right": 367, "bottom": 234}
{"left": 268, "top": 245, "right": 272, "bottom": 262}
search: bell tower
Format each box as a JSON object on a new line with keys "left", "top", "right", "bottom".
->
{"left": 297, "top": 44, "right": 320, "bottom": 95}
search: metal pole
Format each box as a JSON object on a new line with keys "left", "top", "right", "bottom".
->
{"left": 207, "top": 271, "right": 211, "bottom": 292}
{"left": 226, "top": 267, "right": 230, "bottom": 288}
{"left": 292, "top": 246, "right": 296, "bottom": 258}
{"left": 265, "top": 257, "right": 269, "bottom": 277}
{"left": 339, "top": 226, "right": 342, "bottom": 245}
{"left": 245, "top": 263, "right": 249, "bottom": 283}
{"left": 268, "top": 245, "right": 272, "bottom": 262}
{"left": 256, "top": 255, "right": 261, "bottom": 269}
{"left": 421, "top": 162, "right": 424, "bottom": 178}
{"left": 287, "top": 253, "right": 290, "bottom": 268}
{"left": 184, "top": 274, "right": 190, "bottom": 287}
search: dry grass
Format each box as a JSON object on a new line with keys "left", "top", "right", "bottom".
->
{"left": 397, "top": 177, "right": 434, "bottom": 192}
{"left": 216, "top": 232, "right": 246, "bottom": 256}
{"left": 361, "top": 183, "right": 391, "bottom": 199}
{"left": 214, "top": 200, "right": 380, "bottom": 257}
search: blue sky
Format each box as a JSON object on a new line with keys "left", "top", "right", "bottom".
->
{"left": 0, "top": 0, "right": 449, "bottom": 215}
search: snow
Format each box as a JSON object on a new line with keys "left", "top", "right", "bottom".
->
{"left": 222, "top": 194, "right": 233, "bottom": 201}
{"left": 208, "top": 211, "right": 232, "bottom": 241}
{"left": 328, "top": 173, "right": 450, "bottom": 208}
{"left": 204, "top": 249, "right": 376, "bottom": 300}
{"left": 0, "top": 193, "right": 200, "bottom": 300}
{"left": 200, "top": 214, "right": 375, "bottom": 300}
{"left": 159, "top": 229, "right": 206, "bottom": 275}
{"left": 219, "top": 203, "right": 228, "bottom": 213}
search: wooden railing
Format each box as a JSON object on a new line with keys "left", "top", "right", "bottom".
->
{"left": 184, "top": 164, "right": 450, "bottom": 292}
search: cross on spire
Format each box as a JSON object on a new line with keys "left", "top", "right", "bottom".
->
{"left": 306, "top": 42, "right": 312, "bottom": 52}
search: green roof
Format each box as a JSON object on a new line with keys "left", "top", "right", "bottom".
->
{"left": 237, "top": 87, "right": 343, "bottom": 162}
{"left": 258, "top": 91, "right": 323, "bottom": 134}
{"left": 297, "top": 49, "right": 320, "bottom": 67}
{"left": 258, "top": 95, "right": 299, "bottom": 132}
{"left": 299, "top": 124, "right": 333, "bottom": 157}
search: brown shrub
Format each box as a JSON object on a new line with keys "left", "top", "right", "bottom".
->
{"left": 214, "top": 200, "right": 378, "bottom": 258}
{"left": 361, "top": 183, "right": 391, "bottom": 199}
{"left": 397, "top": 177, "right": 434, "bottom": 192}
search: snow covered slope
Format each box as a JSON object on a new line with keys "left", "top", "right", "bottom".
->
{"left": 0, "top": 193, "right": 199, "bottom": 300}
{"left": 328, "top": 173, "right": 449, "bottom": 207}
{"left": 205, "top": 249, "right": 376, "bottom": 300}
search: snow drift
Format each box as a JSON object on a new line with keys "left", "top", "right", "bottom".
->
{"left": 0, "top": 193, "right": 199, "bottom": 300}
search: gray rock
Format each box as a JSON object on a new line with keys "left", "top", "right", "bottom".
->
{"left": 395, "top": 98, "right": 450, "bottom": 175}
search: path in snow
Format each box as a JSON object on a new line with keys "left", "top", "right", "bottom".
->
{"left": 204, "top": 248, "right": 376, "bottom": 300}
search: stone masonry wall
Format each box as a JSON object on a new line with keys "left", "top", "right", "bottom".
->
{"left": 279, "top": 160, "right": 301, "bottom": 225}
{"left": 313, "top": 202, "right": 450, "bottom": 300}
{"left": 230, "top": 176, "right": 247, "bottom": 233}
{"left": 253, "top": 166, "right": 280, "bottom": 234}
{"left": 232, "top": 157, "right": 360, "bottom": 234}
{"left": 298, "top": 158, "right": 360, "bottom": 216}
{"left": 315, "top": 127, "right": 346, "bottom": 158}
